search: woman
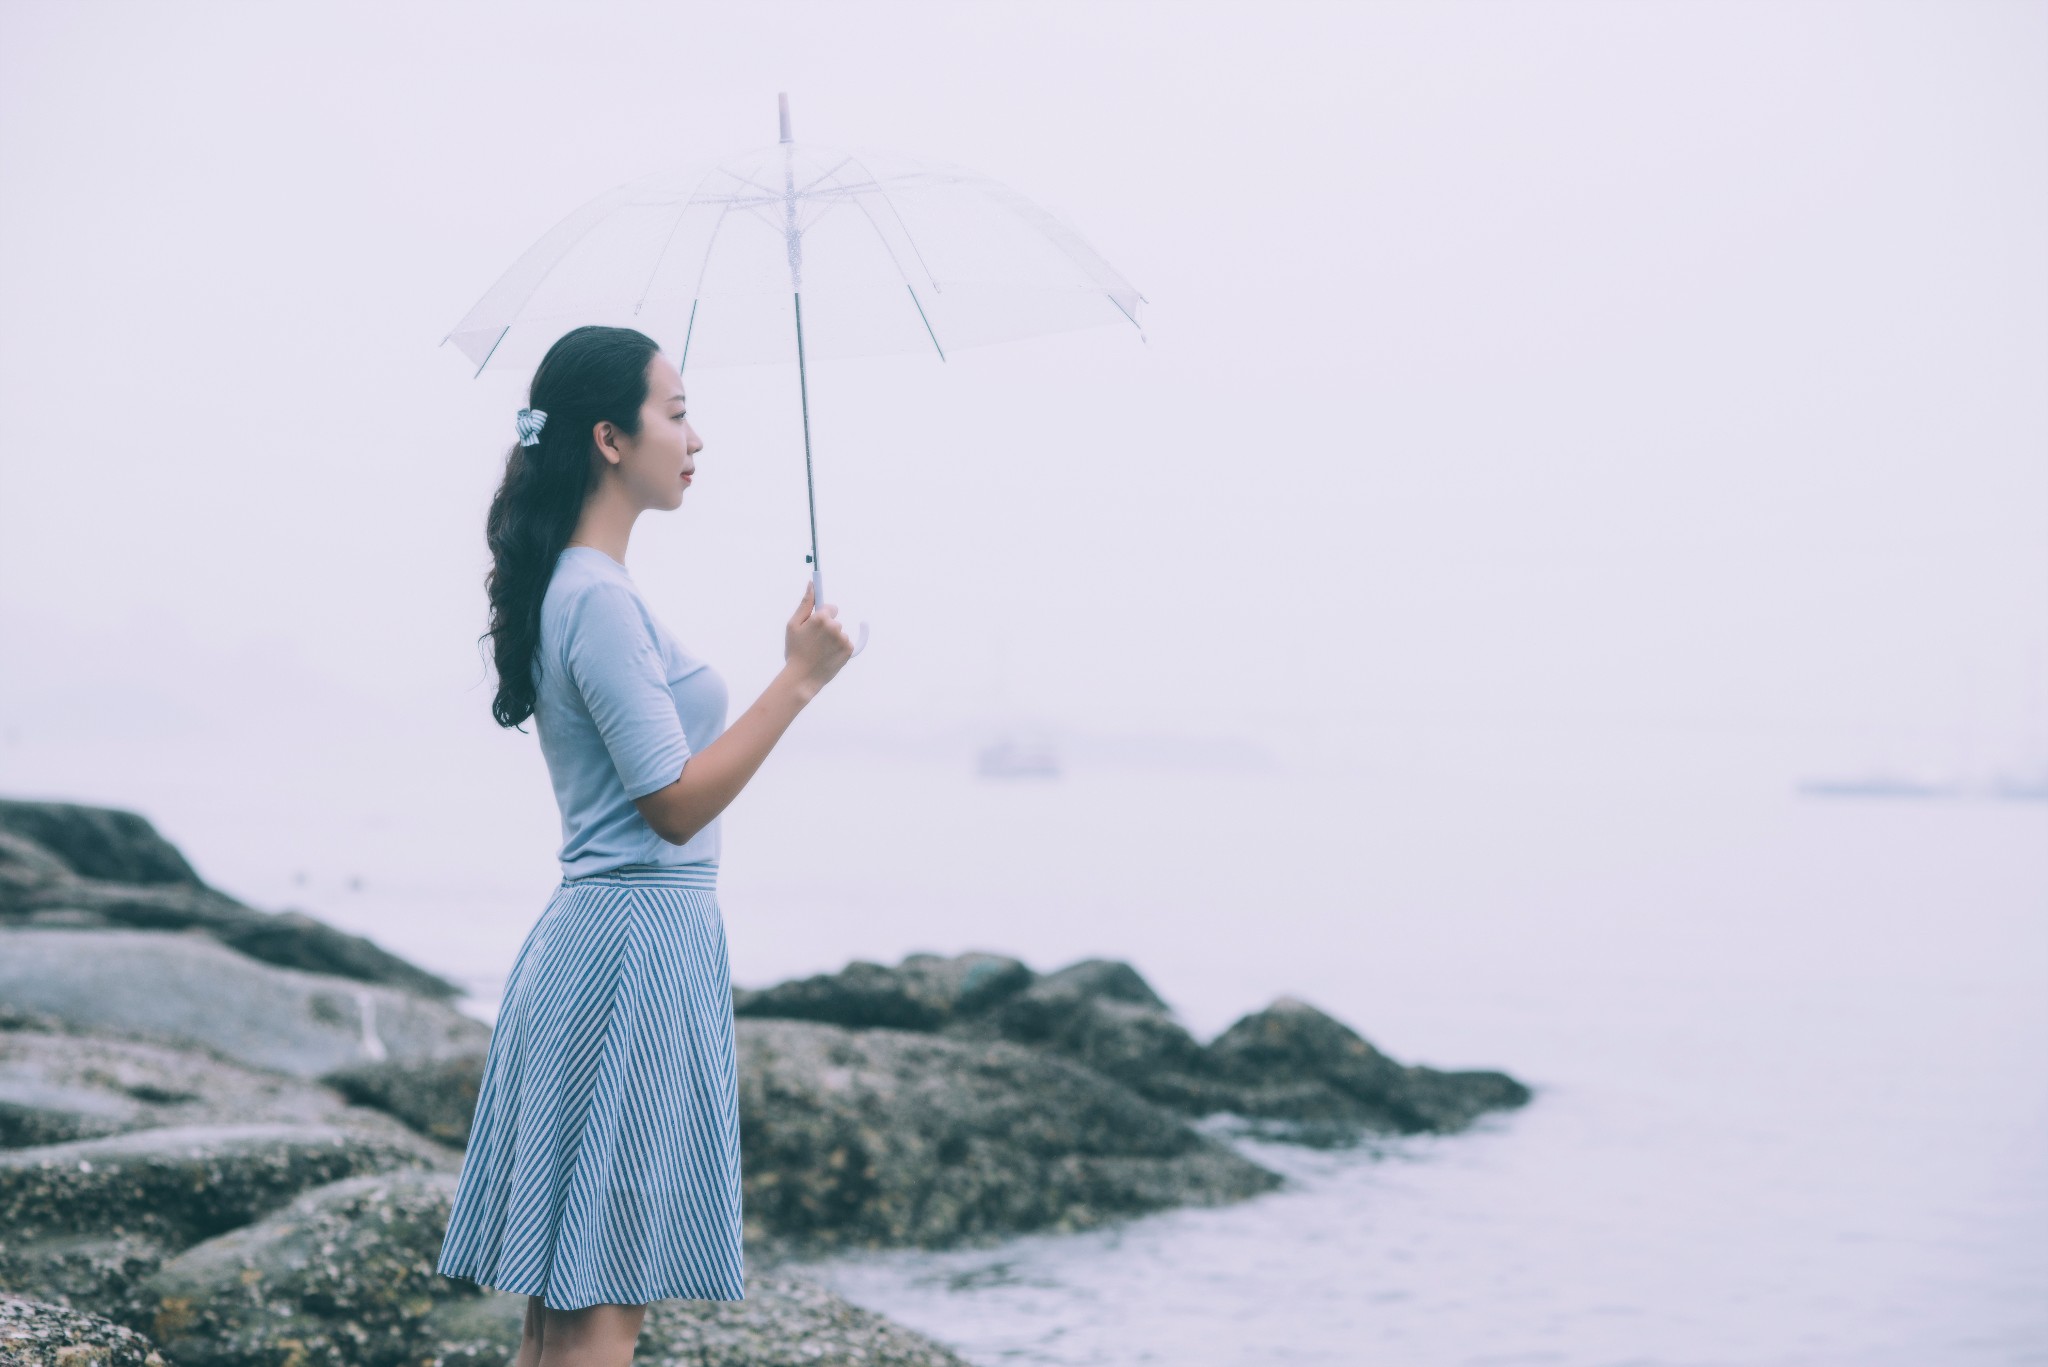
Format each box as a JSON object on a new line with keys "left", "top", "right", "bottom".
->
{"left": 436, "top": 324, "right": 856, "bottom": 1367}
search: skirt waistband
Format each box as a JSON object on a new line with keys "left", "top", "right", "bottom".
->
{"left": 560, "top": 861, "right": 719, "bottom": 890}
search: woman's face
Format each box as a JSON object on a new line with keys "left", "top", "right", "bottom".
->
{"left": 599, "top": 351, "right": 700, "bottom": 511}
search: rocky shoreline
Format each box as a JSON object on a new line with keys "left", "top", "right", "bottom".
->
{"left": 0, "top": 797, "right": 1533, "bottom": 1365}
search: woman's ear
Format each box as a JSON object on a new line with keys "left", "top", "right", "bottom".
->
{"left": 592, "top": 420, "right": 623, "bottom": 467}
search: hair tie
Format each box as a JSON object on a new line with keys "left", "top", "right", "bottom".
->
{"left": 516, "top": 407, "right": 549, "bottom": 446}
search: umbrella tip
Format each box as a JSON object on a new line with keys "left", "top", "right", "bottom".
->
{"left": 778, "top": 92, "right": 791, "bottom": 143}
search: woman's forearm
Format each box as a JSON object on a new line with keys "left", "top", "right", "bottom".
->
{"left": 634, "top": 664, "right": 819, "bottom": 845}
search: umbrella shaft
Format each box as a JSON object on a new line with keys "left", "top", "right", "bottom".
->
{"left": 793, "top": 291, "right": 822, "bottom": 582}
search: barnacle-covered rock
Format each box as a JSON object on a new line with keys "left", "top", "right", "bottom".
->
{"left": 0, "top": 1122, "right": 451, "bottom": 1316}
{"left": 0, "top": 1293, "right": 167, "bottom": 1366}
{"left": 637, "top": 1271, "right": 975, "bottom": 1366}
{"left": 138, "top": 1169, "right": 481, "bottom": 1367}
{"left": 736, "top": 1017, "right": 1282, "bottom": 1257}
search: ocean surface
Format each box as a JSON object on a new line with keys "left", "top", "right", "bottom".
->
{"left": 5, "top": 714, "right": 2044, "bottom": 1366}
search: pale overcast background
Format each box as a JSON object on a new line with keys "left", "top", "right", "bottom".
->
{"left": 5, "top": 0, "right": 2043, "bottom": 751}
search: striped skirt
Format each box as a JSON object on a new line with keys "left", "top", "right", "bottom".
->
{"left": 436, "top": 862, "right": 745, "bottom": 1310}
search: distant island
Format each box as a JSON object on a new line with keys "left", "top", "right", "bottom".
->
{"left": 1797, "top": 768, "right": 2048, "bottom": 802}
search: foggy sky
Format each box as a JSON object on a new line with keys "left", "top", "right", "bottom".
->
{"left": 3, "top": 0, "right": 2044, "bottom": 777}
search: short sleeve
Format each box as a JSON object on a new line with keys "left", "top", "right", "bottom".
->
{"left": 562, "top": 579, "right": 692, "bottom": 800}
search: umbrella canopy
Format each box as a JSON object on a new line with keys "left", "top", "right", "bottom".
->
{"left": 446, "top": 95, "right": 1146, "bottom": 376}
{"left": 445, "top": 95, "right": 1147, "bottom": 658}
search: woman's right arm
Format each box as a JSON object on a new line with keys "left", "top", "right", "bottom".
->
{"left": 633, "top": 581, "right": 853, "bottom": 846}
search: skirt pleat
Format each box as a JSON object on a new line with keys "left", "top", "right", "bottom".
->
{"left": 435, "top": 862, "right": 745, "bottom": 1310}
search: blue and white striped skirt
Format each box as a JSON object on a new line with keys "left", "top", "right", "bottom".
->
{"left": 436, "top": 862, "right": 745, "bottom": 1310}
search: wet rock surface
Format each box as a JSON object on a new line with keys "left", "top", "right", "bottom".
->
{"left": 0, "top": 929, "right": 488, "bottom": 1078}
{"left": 736, "top": 1017, "right": 1282, "bottom": 1257}
{"left": 0, "top": 1293, "right": 166, "bottom": 1366}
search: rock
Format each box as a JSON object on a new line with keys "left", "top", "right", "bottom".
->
{"left": 942, "top": 957, "right": 1222, "bottom": 1113}
{"left": 635, "top": 1271, "right": 975, "bottom": 1366}
{"left": 0, "top": 1122, "right": 449, "bottom": 1251}
{"left": 213, "top": 907, "right": 461, "bottom": 1004}
{"left": 735, "top": 1017, "right": 1282, "bottom": 1256}
{"left": 0, "top": 1234, "right": 172, "bottom": 1325}
{"left": 0, "top": 1123, "right": 448, "bottom": 1318}
{"left": 1028, "top": 957, "right": 1172, "bottom": 1011}
{"left": 321, "top": 1051, "right": 488, "bottom": 1148}
{"left": 137, "top": 1169, "right": 484, "bottom": 1367}
{"left": 1, "top": 872, "right": 461, "bottom": 1003}
{"left": 0, "top": 800, "right": 202, "bottom": 888}
{"left": 734, "top": 950, "right": 1034, "bottom": 1031}
{"left": 0, "top": 802, "right": 459, "bottom": 1001}
{"left": 0, "top": 832, "right": 72, "bottom": 901}
{"left": 136, "top": 1169, "right": 975, "bottom": 1367}
{"left": 0, "top": 1012, "right": 443, "bottom": 1151}
{"left": 1204, "top": 995, "right": 1533, "bottom": 1134}
{"left": 0, "top": 1294, "right": 167, "bottom": 1366}
{"left": 0, "top": 929, "right": 488, "bottom": 1078}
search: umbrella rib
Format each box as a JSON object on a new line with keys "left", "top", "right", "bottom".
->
{"left": 842, "top": 151, "right": 945, "bottom": 295}
{"left": 905, "top": 284, "right": 946, "bottom": 361}
{"left": 678, "top": 298, "right": 700, "bottom": 371}
{"left": 688, "top": 203, "right": 742, "bottom": 298}
{"left": 472, "top": 325, "right": 510, "bottom": 379}
{"left": 797, "top": 156, "right": 856, "bottom": 195}
{"left": 632, "top": 161, "right": 729, "bottom": 314}
{"left": 829, "top": 170, "right": 947, "bottom": 359}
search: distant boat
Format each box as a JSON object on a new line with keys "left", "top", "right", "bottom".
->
{"left": 1796, "top": 774, "right": 1958, "bottom": 800}
{"left": 976, "top": 733, "right": 1061, "bottom": 779}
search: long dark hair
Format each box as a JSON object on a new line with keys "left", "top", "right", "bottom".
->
{"left": 481, "top": 325, "right": 662, "bottom": 730}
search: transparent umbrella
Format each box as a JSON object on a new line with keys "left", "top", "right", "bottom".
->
{"left": 444, "top": 92, "right": 1148, "bottom": 656}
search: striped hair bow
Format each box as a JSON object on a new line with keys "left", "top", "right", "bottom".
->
{"left": 515, "top": 407, "right": 549, "bottom": 446}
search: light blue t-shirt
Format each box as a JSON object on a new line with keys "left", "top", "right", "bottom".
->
{"left": 533, "top": 546, "right": 729, "bottom": 877}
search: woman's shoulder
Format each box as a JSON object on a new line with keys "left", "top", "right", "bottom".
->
{"left": 544, "top": 549, "right": 641, "bottom": 612}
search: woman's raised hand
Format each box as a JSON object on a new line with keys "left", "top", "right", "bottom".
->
{"left": 784, "top": 581, "right": 855, "bottom": 693}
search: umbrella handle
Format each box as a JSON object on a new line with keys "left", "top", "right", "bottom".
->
{"left": 811, "top": 566, "right": 869, "bottom": 659}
